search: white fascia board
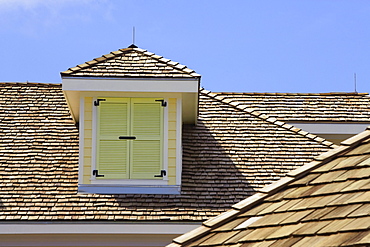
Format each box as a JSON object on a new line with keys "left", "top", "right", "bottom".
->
{"left": 0, "top": 223, "right": 200, "bottom": 235}
{"left": 62, "top": 77, "right": 199, "bottom": 93}
{"left": 289, "top": 122, "right": 369, "bottom": 134}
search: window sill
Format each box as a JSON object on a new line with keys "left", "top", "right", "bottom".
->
{"left": 78, "top": 184, "right": 181, "bottom": 195}
{"left": 90, "top": 179, "right": 168, "bottom": 185}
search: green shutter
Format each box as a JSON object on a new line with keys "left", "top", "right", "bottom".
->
{"left": 130, "top": 99, "right": 163, "bottom": 179}
{"left": 97, "top": 99, "right": 130, "bottom": 179}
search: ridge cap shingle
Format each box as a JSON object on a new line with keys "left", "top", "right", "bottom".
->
{"left": 61, "top": 46, "right": 201, "bottom": 78}
{"left": 200, "top": 89, "right": 337, "bottom": 149}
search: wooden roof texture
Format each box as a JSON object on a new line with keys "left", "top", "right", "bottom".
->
{"left": 0, "top": 83, "right": 335, "bottom": 221}
{"left": 60, "top": 47, "right": 201, "bottom": 78}
{"left": 212, "top": 92, "right": 370, "bottom": 122}
{"left": 170, "top": 128, "right": 370, "bottom": 246}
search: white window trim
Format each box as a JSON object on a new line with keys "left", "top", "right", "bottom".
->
{"left": 91, "top": 96, "right": 169, "bottom": 184}
{"left": 90, "top": 179, "right": 168, "bottom": 185}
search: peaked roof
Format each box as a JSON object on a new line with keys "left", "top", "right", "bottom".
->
{"left": 60, "top": 46, "right": 201, "bottom": 78}
{"left": 170, "top": 127, "right": 370, "bottom": 246}
{"left": 212, "top": 92, "right": 370, "bottom": 122}
{"left": 0, "top": 83, "right": 334, "bottom": 222}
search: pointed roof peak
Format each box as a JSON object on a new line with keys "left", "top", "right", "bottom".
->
{"left": 61, "top": 46, "right": 201, "bottom": 79}
{"left": 128, "top": 43, "right": 138, "bottom": 48}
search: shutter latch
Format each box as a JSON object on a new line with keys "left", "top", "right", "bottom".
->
{"left": 119, "top": 136, "right": 136, "bottom": 140}
{"left": 93, "top": 170, "right": 105, "bottom": 177}
{"left": 94, "top": 99, "right": 106, "bottom": 106}
{"left": 154, "top": 170, "right": 167, "bottom": 178}
{"left": 155, "top": 99, "right": 167, "bottom": 107}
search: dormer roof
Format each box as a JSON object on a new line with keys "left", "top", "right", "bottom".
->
{"left": 61, "top": 46, "right": 201, "bottom": 124}
{"left": 61, "top": 46, "right": 201, "bottom": 78}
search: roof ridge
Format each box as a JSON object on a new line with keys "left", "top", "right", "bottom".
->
{"left": 211, "top": 92, "right": 369, "bottom": 96}
{"left": 170, "top": 126, "right": 370, "bottom": 246}
{"left": 200, "top": 88, "right": 337, "bottom": 149}
{"left": 61, "top": 47, "right": 201, "bottom": 77}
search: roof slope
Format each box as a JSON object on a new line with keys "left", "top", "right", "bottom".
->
{"left": 170, "top": 128, "right": 370, "bottom": 246}
{"left": 212, "top": 92, "right": 370, "bottom": 122}
{"left": 0, "top": 83, "right": 333, "bottom": 221}
{"left": 60, "top": 47, "right": 200, "bottom": 78}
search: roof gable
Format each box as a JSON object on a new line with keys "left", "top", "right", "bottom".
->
{"left": 171, "top": 127, "right": 370, "bottom": 246}
{"left": 60, "top": 47, "right": 201, "bottom": 78}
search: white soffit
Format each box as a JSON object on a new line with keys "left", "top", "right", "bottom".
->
{"left": 0, "top": 223, "right": 200, "bottom": 235}
{"left": 62, "top": 78, "right": 199, "bottom": 93}
{"left": 289, "top": 123, "right": 369, "bottom": 134}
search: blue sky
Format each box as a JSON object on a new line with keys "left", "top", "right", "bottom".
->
{"left": 1, "top": 0, "right": 369, "bottom": 93}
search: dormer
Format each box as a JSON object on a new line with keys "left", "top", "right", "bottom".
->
{"left": 61, "top": 45, "right": 200, "bottom": 194}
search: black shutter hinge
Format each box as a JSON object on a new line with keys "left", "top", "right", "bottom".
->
{"left": 93, "top": 170, "right": 105, "bottom": 177}
{"left": 155, "top": 99, "right": 167, "bottom": 107}
{"left": 154, "top": 170, "right": 167, "bottom": 178}
{"left": 94, "top": 99, "right": 106, "bottom": 106}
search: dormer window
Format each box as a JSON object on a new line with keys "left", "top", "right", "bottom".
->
{"left": 94, "top": 97, "right": 164, "bottom": 180}
{"left": 61, "top": 46, "right": 200, "bottom": 194}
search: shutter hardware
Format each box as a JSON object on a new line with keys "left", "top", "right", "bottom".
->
{"left": 154, "top": 170, "right": 166, "bottom": 178}
{"left": 119, "top": 136, "right": 137, "bottom": 140}
{"left": 94, "top": 99, "right": 106, "bottom": 106}
{"left": 155, "top": 99, "right": 167, "bottom": 107}
{"left": 93, "top": 170, "right": 105, "bottom": 177}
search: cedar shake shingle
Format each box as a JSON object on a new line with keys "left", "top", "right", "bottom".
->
{"left": 171, "top": 128, "right": 370, "bottom": 246}
{"left": 61, "top": 47, "right": 201, "bottom": 78}
{"left": 212, "top": 92, "right": 370, "bottom": 122}
{"left": 0, "top": 82, "right": 334, "bottom": 222}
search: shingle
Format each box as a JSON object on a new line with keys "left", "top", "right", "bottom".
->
{"left": 0, "top": 83, "right": 335, "bottom": 225}
{"left": 207, "top": 92, "right": 370, "bottom": 123}
{"left": 173, "top": 130, "right": 370, "bottom": 246}
{"left": 293, "top": 220, "right": 331, "bottom": 235}
{"left": 61, "top": 47, "right": 200, "bottom": 78}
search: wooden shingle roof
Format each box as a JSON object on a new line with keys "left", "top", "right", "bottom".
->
{"left": 170, "top": 128, "right": 370, "bottom": 246}
{"left": 0, "top": 83, "right": 334, "bottom": 222}
{"left": 60, "top": 47, "right": 201, "bottom": 78}
{"left": 212, "top": 92, "right": 370, "bottom": 122}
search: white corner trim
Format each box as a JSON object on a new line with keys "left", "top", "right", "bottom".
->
{"left": 78, "top": 96, "right": 85, "bottom": 185}
{"left": 176, "top": 97, "right": 182, "bottom": 186}
{"left": 0, "top": 223, "right": 200, "bottom": 235}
